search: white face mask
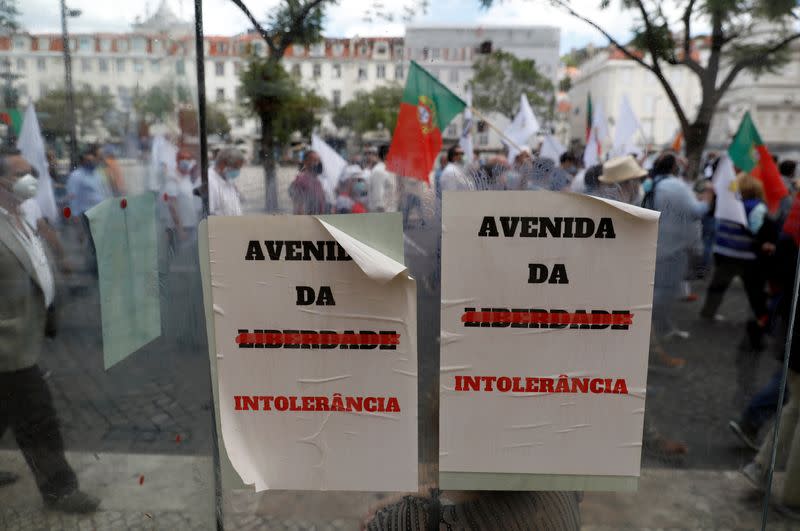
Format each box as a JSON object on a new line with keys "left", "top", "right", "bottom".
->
{"left": 12, "top": 174, "right": 38, "bottom": 201}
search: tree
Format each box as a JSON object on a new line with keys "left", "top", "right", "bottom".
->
{"left": 133, "top": 84, "right": 175, "bottom": 123}
{"left": 239, "top": 57, "right": 327, "bottom": 145}
{"left": 0, "top": 0, "right": 20, "bottom": 32}
{"left": 558, "top": 77, "right": 572, "bottom": 93}
{"left": 229, "top": 0, "right": 332, "bottom": 211}
{"left": 206, "top": 101, "right": 232, "bottom": 137}
{"left": 36, "top": 86, "right": 114, "bottom": 140}
{"left": 331, "top": 85, "right": 403, "bottom": 138}
{"left": 480, "top": 0, "right": 800, "bottom": 176}
{"left": 471, "top": 50, "right": 554, "bottom": 121}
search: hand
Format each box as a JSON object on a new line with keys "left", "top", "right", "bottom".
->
{"left": 762, "top": 242, "right": 776, "bottom": 255}
{"left": 701, "top": 186, "right": 714, "bottom": 203}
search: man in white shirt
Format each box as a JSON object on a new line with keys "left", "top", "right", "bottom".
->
{"left": 208, "top": 148, "right": 244, "bottom": 216}
{"left": 366, "top": 144, "right": 398, "bottom": 212}
{"left": 439, "top": 145, "right": 475, "bottom": 192}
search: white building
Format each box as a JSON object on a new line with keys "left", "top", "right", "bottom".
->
{"left": 404, "top": 25, "right": 561, "bottom": 152}
{"left": 567, "top": 47, "right": 702, "bottom": 150}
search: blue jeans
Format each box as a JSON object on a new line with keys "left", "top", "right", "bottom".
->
{"left": 743, "top": 369, "right": 789, "bottom": 430}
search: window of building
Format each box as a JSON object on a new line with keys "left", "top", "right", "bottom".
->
{"left": 375, "top": 43, "right": 387, "bottom": 55}
{"left": 217, "top": 42, "right": 227, "bottom": 54}
{"left": 176, "top": 59, "right": 185, "bottom": 75}
{"left": 132, "top": 37, "right": 147, "bottom": 53}
{"left": 332, "top": 64, "right": 341, "bottom": 79}
{"left": 100, "top": 85, "right": 110, "bottom": 96}
{"left": 292, "top": 45, "right": 305, "bottom": 56}
{"left": 313, "top": 63, "right": 321, "bottom": 78}
{"left": 376, "top": 64, "right": 386, "bottom": 79}
{"left": 79, "top": 37, "right": 93, "bottom": 52}
{"left": 17, "top": 84, "right": 27, "bottom": 98}
{"left": 332, "top": 89, "right": 341, "bottom": 108}
{"left": 449, "top": 69, "right": 458, "bottom": 83}
{"left": 395, "top": 64, "right": 404, "bottom": 80}
{"left": 234, "top": 62, "right": 242, "bottom": 74}
{"left": 99, "top": 58, "right": 109, "bottom": 73}
{"left": 253, "top": 42, "right": 263, "bottom": 55}
{"left": 37, "top": 58, "right": 46, "bottom": 72}
{"left": 116, "top": 58, "right": 126, "bottom": 72}
{"left": 333, "top": 43, "right": 344, "bottom": 56}
{"left": 478, "top": 133, "right": 489, "bottom": 146}
{"left": 476, "top": 120, "right": 488, "bottom": 133}
{"left": 359, "top": 44, "right": 368, "bottom": 56}
{"left": 431, "top": 48, "right": 440, "bottom": 59}
{"left": 151, "top": 59, "right": 160, "bottom": 73}
{"left": 38, "top": 37, "right": 49, "bottom": 51}
{"left": 100, "top": 39, "right": 112, "bottom": 52}
{"left": 291, "top": 63, "right": 301, "bottom": 77}
{"left": 13, "top": 37, "right": 27, "bottom": 50}
{"left": 16, "top": 58, "right": 25, "bottom": 71}
{"left": 358, "top": 65, "right": 367, "bottom": 80}
{"left": 422, "top": 47, "right": 429, "bottom": 60}
{"left": 215, "top": 62, "right": 225, "bottom": 76}
{"left": 133, "top": 60, "right": 144, "bottom": 73}
{"left": 216, "top": 88, "right": 225, "bottom": 102}
{"left": 395, "top": 46, "right": 404, "bottom": 59}
{"left": 118, "top": 86, "right": 130, "bottom": 103}
{"left": 311, "top": 43, "right": 325, "bottom": 56}
{"left": 81, "top": 58, "right": 91, "bottom": 72}
{"left": 39, "top": 83, "right": 49, "bottom": 98}
{"left": 117, "top": 39, "right": 129, "bottom": 52}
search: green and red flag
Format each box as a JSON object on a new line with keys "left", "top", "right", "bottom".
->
{"left": 386, "top": 61, "right": 466, "bottom": 183}
{"left": 585, "top": 92, "right": 593, "bottom": 142}
{"left": 728, "top": 111, "right": 787, "bottom": 212}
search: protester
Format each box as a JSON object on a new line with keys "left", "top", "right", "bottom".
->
{"left": 559, "top": 152, "right": 579, "bottom": 181}
{"left": 334, "top": 165, "right": 368, "bottom": 214}
{"left": 644, "top": 152, "right": 712, "bottom": 368}
{"left": 367, "top": 144, "right": 398, "bottom": 212}
{"left": 162, "top": 149, "right": 200, "bottom": 252}
{"left": 506, "top": 149, "right": 533, "bottom": 190}
{"left": 0, "top": 149, "right": 99, "bottom": 513}
{"left": 440, "top": 145, "right": 475, "bottom": 192}
{"left": 66, "top": 145, "right": 111, "bottom": 218}
{"left": 289, "top": 150, "right": 328, "bottom": 215}
{"left": 700, "top": 174, "right": 772, "bottom": 347}
{"left": 208, "top": 147, "right": 244, "bottom": 216}
{"left": 98, "top": 145, "right": 126, "bottom": 197}
{"left": 597, "top": 155, "right": 647, "bottom": 204}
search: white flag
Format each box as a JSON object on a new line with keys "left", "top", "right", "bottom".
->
{"left": 17, "top": 103, "right": 57, "bottom": 223}
{"left": 459, "top": 87, "right": 474, "bottom": 164}
{"left": 713, "top": 153, "right": 748, "bottom": 226}
{"left": 593, "top": 99, "right": 609, "bottom": 144}
{"left": 583, "top": 128, "right": 600, "bottom": 168}
{"left": 539, "top": 134, "right": 566, "bottom": 163}
{"left": 503, "top": 94, "right": 540, "bottom": 162}
{"left": 611, "top": 95, "right": 641, "bottom": 157}
{"left": 311, "top": 133, "right": 346, "bottom": 205}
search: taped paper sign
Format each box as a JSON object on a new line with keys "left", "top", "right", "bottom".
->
{"left": 439, "top": 191, "right": 659, "bottom": 491}
{"left": 206, "top": 214, "right": 418, "bottom": 491}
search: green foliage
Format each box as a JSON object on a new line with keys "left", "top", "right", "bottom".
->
{"left": 331, "top": 85, "right": 403, "bottom": 136}
{"left": 0, "top": 0, "right": 20, "bottom": 31}
{"left": 239, "top": 57, "right": 327, "bottom": 143}
{"left": 558, "top": 77, "right": 572, "bottom": 92}
{"left": 35, "top": 86, "right": 114, "bottom": 138}
{"left": 268, "top": 0, "right": 327, "bottom": 50}
{"left": 205, "top": 102, "right": 231, "bottom": 137}
{"left": 133, "top": 84, "right": 175, "bottom": 122}
{"left": 471, "top": 50, "right": 554, "bottom": 119}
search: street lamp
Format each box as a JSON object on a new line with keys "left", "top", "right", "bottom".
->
{"left": 60, "top": 0, "right": 81, "bottom": 170}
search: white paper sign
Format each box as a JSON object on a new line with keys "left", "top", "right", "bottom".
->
{"left": 439, "top": 191, "right": 659, "bottom": 489}
{"left": 207, "top": 215, "right": 417, "bottom": 491}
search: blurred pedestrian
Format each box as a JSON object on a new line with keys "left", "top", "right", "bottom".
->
{"left": 0, "top": 149, "right": 99, "bottom": 513}
{"left": 163, "top": 149, "right": 200, "bottom": 252}
{"left": 98, "top": 145, "right": 126, "bottom": 197}
{"left": 289, "top": 150, "right": 327, "bottom": 215}
{"left": 598, "top": 155, "right": 647, "bottom": 204}
{"left": 440, "top": 145, "right": 474, "bottom": 192}
{"left": 66, "top": 146, "right": 111, "bottom": 274}
{"left": 208, "top": 147, "right": 244, "bottom": 216}
{"left": 335, "top": 165, "right": 368, "bottom": 214}
{"left": 367, "top": 144, "right": 398, "bottom": 212}
{"left": 644, "top": 152, "right": 712, "bottom": 368}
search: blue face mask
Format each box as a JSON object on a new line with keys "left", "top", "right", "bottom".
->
{"left": 178, "top": 160, "right": 195, "bottom": 173}
{"left": 224, "top": 168, "right": 240, "bottom": 181}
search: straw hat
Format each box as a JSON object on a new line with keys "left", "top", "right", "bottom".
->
{"left": 599, "top": 155, "right": 648, "bottom": 183}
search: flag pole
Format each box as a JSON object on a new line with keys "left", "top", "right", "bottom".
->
{"left": 469, "top": 106, "right": 524, "bottom": 153}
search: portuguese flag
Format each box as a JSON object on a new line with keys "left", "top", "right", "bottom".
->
{"left": 386, "top": 61, "right": 466, "bottom": 183}
{"left": 728, "top": 111, "right": 788, "bottom": 213}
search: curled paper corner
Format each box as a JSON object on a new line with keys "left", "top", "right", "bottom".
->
{"left": 564, "top": 190, "right": 661, "bottom": 222}
{"left": 314, "top": 217, "right": 408, "bottom": 283}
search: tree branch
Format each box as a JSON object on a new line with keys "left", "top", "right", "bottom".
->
{"left": 228, "top": 0, "right": 275, "bottom": 53}
{"left": 716, "top": 31, "right": 800, "bottom": 104}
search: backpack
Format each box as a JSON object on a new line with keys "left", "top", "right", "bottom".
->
{"left": 640, "top": 174, "right": 668, "bottom": 210}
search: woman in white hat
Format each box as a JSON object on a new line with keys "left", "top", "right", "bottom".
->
{"left": 597, "top": 155, "right": 648, "bottom": 204}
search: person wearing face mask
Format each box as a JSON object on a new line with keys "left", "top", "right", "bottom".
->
{"left": 162, "top": 150, "right": 200, "bottom": 251}
{"left": 289, "top": 150, "right": 327, "bottom": 215}
{"left": 66, "top": 146, "right": 111, "bottom": 275}
{"left": 0, "top": 149, "right": 100, "bottom": 513}
{"left": 208, "top": 147, "right": 244, "bottom": 216}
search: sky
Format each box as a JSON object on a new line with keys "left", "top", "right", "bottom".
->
{"left": 18, "top": 0, "right": 646, "bottom": 54}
